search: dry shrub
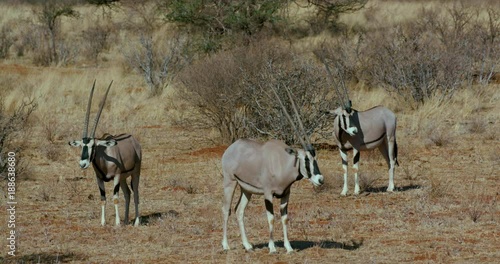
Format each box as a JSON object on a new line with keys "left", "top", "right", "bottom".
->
{"left": 358, "top": 172, "right": 379, "bottom": 193}
{"left": 0, "top": 23, "right": 14, "bottom": 59}
{"left": 0, "top": 97, "right": 37, "bottom": 180}
{"left": 362, "top": 4, "right": 499, "bottom": 105}
{"left": 177, "top": 39, "right": 335, "bottom": 144}
{"left": 426, "top": 174, "right": 451, "bottom": 200}
{"left": 466, "top": 119, "right": 487, "bottom": 134}
{"left": 81, "top": 24, "right": 112, "bottom": 65}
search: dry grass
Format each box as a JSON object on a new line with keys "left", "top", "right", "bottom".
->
{"left": 1, "top": 1, "right": 499, "bottom": 263}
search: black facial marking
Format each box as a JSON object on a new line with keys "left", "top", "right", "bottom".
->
{"left": 81, "top": 146, "right": 89, "bottom": 160}
{"left": 83, "top": 137, "right": 91, "bottom": 144}
{"left": 305, "top": 156, "right": 312, "bottom": 178}
{"left": 313, "top": 160, "right": 321, "bottom": 175}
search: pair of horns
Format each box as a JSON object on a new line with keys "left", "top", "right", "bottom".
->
{"left": 82, "top": 80, "right": 113, "bottom": 138}
{"left": 315, "top": 50, "right": 352, "bottom": 112}
{"left": 270, "top": 84, "right": 312, "bottom": 151}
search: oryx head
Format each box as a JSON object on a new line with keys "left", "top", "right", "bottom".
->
{"left": 328, "top": 100, "right": 358, "bottom": 136}
{"left": 69, "top": 81, "right": 115, "bottom": 169}
{"left": 286, "top": 144, "right": 323, "bottom": 187}
{"left": 271, "top": 85, "right": 324, "bottom": 187}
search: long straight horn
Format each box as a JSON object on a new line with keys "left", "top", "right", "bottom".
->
{"left": 90, "top": 81, "right": 113, "bottom": 138}
{"left": 269, "top": 84, "right": 308, "bottom": 150}
{"left": 333, "top": 60, "right": 352, "bottom": 112}
{"left": 83, "top": 80, "right": 96, "bottom": 138}
{"left": 319, "top": 56, "right": 347, "bottom": 108}
{"left": 283, "top": 85, "right": 311, "bottom": 147}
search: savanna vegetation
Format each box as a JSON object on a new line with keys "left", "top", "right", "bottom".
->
{"left": 0, "top": 0, "right": 498, "bottom": 263}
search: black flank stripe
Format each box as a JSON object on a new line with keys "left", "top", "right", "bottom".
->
{"left": 363, "top": 133, "right": 386, "bottom": 146}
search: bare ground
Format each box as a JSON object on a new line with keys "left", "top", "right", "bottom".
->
{"left": 1, "top": 103, "right": 499, "bottom": 263}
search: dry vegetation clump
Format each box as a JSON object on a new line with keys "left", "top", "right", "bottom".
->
{"left": 177, "top": 40, "right": 336, "bottom": 144}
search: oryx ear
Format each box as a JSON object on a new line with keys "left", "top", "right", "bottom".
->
{"left": 96, "top": 139, "right": 117, "bottom": 147}
{"left": 285, "top": 147, "right": 297, "bottom": 155}
{"left": 69, "top": 140, "right": 82, "bottom": 147}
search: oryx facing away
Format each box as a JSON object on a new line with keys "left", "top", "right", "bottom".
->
{"left": 326, "top": 104, "right": 398, "bottom": 196}
{"left": 69, "top": 81, "right": 142, "bottom": 226}
{"left": 221, "top": 86, "right": 324, "bottom": 253}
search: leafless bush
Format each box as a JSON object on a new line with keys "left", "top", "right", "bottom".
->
{"left": 0, "top": 97, "right": 37, "bottom": 180}
{"left": 307, "top": 0, "right": 368, "bottom": 33}
{"left": 125, "top": 34, "right": 187, "bottom": 96}
{"left": 426, "top": 174, "right": 451, "bottom": 200}
{"left": 467, "top": 119, "right": 487, "bottom": 134}
{"left": 178, "top": 40, "right": 335, "bottom": 144}
{"left": 31, "top": 1, "right": 79, "bottom": 66}
{"left": 81, "top": 24, "right": 111, "bottom": 65}
{"left": 362, "top": 5, "right": 499, "bottom": 105}
{"left": 0, "top": 24, "right": 14, "bottom": 59}
{"left": 358, "top": 173, "right": 379, "bottom": 193}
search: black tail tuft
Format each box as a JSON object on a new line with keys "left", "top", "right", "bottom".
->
{"left": 395, "top": 141, "right": 399, "bottom": 166}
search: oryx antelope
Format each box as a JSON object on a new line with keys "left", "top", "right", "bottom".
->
{"left": 326, "top": 105, "right": 398, "bottom": 195}
{"left": 222, "top": 86, "right": 324, "bottom": 253}
{"left": 69, "top": 81, "right": 142, "bottom": 226}
{"left": 321, "top": 59, "right": 398, "bottom": 196}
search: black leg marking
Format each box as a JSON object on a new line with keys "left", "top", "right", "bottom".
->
{"left": 265, "top": 199, "right": 273, "bottom": 215}
{"left": 353, "top": 152, "right": 360, "bottom": 165}
{"left": 113, "top": 183, "right": 120, "bottom": 195}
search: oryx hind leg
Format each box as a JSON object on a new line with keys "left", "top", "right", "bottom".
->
{"left": 340, "top": 149, "right": 349, "bottom": 196}
{"left": 112, "top": 175, "right": 121, "bottom": 226}
{"left": 379, "top": 139, "right": 396, "bottom": 192}
{"left": 120, "top": 176, "right": 131, "bottom": 225}
{"left": 222, "top": 174, "right": 237, "bottom": 251}
{"left": 130, "top": 172, "right": 140, "bottom": 226}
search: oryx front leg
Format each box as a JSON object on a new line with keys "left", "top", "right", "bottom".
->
{"left": 265, "top": 199, "right": 277, "bottom": 253}
{"left": 280, "top": 192, "right": 293, "bottom": 253}
{"left": 340, "top": 149, "right": 349, "bottom": 196}
{"left": 237, "top": 191, "right": 253, "bottom": 251}
{"left": 113, "top": 175, "right": 121, "bottom": 226}
{"left": 353, "top": 149, "right": 360, "bottom": 195}
{"left": 97, "top": 178, "right": 106, "bottom": 226}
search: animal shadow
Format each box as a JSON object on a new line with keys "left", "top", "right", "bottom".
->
{"left": 138, "top": 210, "right": 180, "bottom": 226}
{"left": 365, "top": 184, "right": 421, "bottom": 194}
{"left": 254, "top": 239, "right": 362, "bottom": 252}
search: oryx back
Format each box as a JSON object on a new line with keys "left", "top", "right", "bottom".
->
{"left": 347, "top": 106, "right": 397, "bottom": 150}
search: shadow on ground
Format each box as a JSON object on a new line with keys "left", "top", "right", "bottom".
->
{"left": 139, "top": 210, "right": 180, "bottom": 225}
{"left": 1, "top": 252, "right": 87, "bottom": 263}
{"left": 365, "top": 184, "right": 422, "bottom": 194}
{"left": 255, "top": 239, "right": 363, "bottom": 251}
